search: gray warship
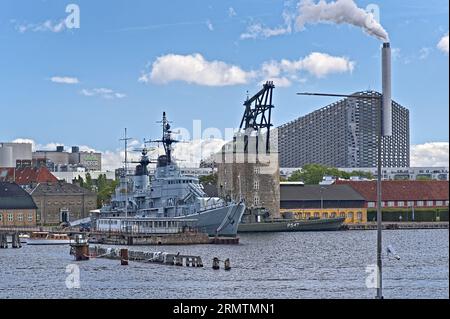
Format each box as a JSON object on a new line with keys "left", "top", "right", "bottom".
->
{"left": 98, "top": 112, "right": 245, "bottom": 237}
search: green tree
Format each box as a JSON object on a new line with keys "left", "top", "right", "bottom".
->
{"left": 288, "top": 164, "right": 375, "bottom": 184}
{"left": 199, "top": 173, "right": 218, "bottom": 185}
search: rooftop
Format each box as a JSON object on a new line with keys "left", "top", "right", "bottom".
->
{"left": 280, "top": 184, "right": 365, "bottom": 202}
{"left": 0, "top": 182, "right": 37, "bottom": 210}
{"left": 336, "top": 180, "right": 449, "bottom": 201}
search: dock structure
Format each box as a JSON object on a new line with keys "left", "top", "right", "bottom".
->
{"left": 89, "top": 246, "right": 204, "bottom": 267}
{"left": 345, "top": 222, "right": 449, "bottom": 230}
{"left": 0, "top": 231, "right": 22, "bottom": 249}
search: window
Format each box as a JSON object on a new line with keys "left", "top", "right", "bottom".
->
{"left": 254, "top": 167, "right": 260, "bottom": 175}
{"left": 305, "top": 212, "right": 311, "bottom": 219}
{"left": 417, "top": 201, "right": 424, "bottom": 207}
{"left": 357, "top": 212, "right": 363, "bottom": 222}
{"left": 407, "top": 201, "right": 414, "bottom": 207}
{"left": 322, "top": 212, "right": 328, "bottom": 219}
{"left": 253, "top": 180, "right": 259, "bottom": 190}
{"left": 381, "top": 202, "right": 386, "bottom": 207}
{"left": 426, "top": 201, "right": 434, "bottom": 207}
{"left": 436, "top": 201, "right": 443, "bottom": 206}
{"left": 388, "top": 201, "right": 395, "bottom": 207}
{"left": 397, "top": 201, "right": 405, "bottom": 207}
{"left": 18, "top": 213, "right": 23, "bottom": 222}
{"left": 8, "top": 213, "right": 13, "bottom": 222}
{"left": 340, "top": 212, "right": 346, "bottom": 218}
{"left": 348, "top": 212, "right": 354, "bottom": 220}
{"left": 0, "top": 214, "right": 2, "bottom": 222}
{"left": 314, "top": 212, "right": 320, "bottom": 218}
{"left": 254, "top": 195, "right": 260, "bottom": 206}
{"left": 368, "top": 202, "right": 376, "bottom": 208}
{"left": 330, "top": 212, "right": 336, "bottom": 218}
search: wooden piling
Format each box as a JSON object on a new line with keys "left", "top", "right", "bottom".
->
{"left": 120, "top": 249, "right": 129, "bottom": 266}
{"left": 0, "top": 233, "right": 8, "bottom": 249}
{"left": 212, "top": 257, "right": 220, "bottom": 270}
{"left": 11, "top": 232, "right": 21, "bottom": 249}
{"left": 224, "top": 258, "right": 231, "bottom": 271}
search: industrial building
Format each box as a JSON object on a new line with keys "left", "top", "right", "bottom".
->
{"left": 0, "top": 142, "right": 32, "bottom": 168}
{"left": 277, "top": 91, "right": 410, "bottom": 168}
{"left": 33, "top": 145, "right": 102, "bottom": 172}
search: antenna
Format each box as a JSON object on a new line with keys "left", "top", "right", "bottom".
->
{"left": 119, "top": 128, "right": 133, "bottom": 219}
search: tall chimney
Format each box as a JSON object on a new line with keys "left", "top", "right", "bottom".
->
{"left": 382, "top": 42, "right": 392, "bottom": 136}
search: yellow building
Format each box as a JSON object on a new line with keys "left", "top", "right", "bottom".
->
{"left": 280, "top": 183, "right": 368, "bottom": 224}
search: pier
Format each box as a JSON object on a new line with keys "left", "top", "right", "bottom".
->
{"left": 345, "top": 222, "right": 449, "bottom": 230}
{"left": 88, "top": 246, "right": 204, "bottom": 267}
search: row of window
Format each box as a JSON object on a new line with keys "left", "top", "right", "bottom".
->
{"left": 367, "top": 200, "right": 449, "bottom": 208}
{"left": 0, "top": 212, "right": 34, "bottom": 222}
{"left": 295, "top": 211, "right": 363, "bottom": 221}
{"left": 168, "top": 180, "right": 195, "bottom": 185}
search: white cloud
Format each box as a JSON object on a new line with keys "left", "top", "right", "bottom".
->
{"left": 206, "top": 20, "right": 214, "bottom": 31}
{"left": 140, "top": 52, "right": 355, "bottom": 87}
{"left": 411, "top": 142, "right": 449, "bottom": 167}
{"left": 419, "top": 47, "right": 432, "bottom": 60}
{"left": 16, "top": 20, "right": 66, "bottom": 33}
{"left": 80, "top": 88, "right": 126, "bottom": 99}
{"left": 140, "top": 53, "right": 254, "bottom": 86}
{"left": 437, "top": 34, "right": 449, "bottom": 55}
{"left": 50, "top": 76, "right": 79, "bottom": 84}
{"left": 228, "top": 7, "right": 237, "bottom": 17}
{"left": 241, "top": 11, "right": 293, "bottom": 39}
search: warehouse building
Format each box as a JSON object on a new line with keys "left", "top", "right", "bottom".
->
{"left": 280, "top": 183, "right": 367, "bottom": 224}
{"left": 0, "top": 182, "right": 37, "bottom": 227}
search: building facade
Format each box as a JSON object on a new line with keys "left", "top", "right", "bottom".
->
{"left": 30, "top": 182, "right": 97, "bottom": 225}
{"left": 33, "top": 146, "right": 102, "bottom": 172}
{"left": 278, "top": 91, "right": 410, "bottom": 168}
{"left": 0, "top": 182, "right": 37, "bottom": 227}
{"left": 336, "top": 180, "right": 449, "bottom": 209}
{"left": 280, "top": 183, "right": 367, "bottom": 224}
{"left": 0, "top": 142, "right": 32, "bottom": 168}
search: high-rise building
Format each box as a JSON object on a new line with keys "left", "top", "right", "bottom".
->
{"left": 278, "top": 91, "right": 410, "bottom": 168}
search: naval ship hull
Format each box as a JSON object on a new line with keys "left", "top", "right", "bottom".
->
{"left": 176, "top": 202, "right": 246, "bottom": 237}
{"left": 238, "top": 217, "right": 345, "bottom": 233}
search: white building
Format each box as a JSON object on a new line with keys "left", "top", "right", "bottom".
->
{"left": 280, "top": 167, "right": 449, "bottom": 181}
{"left": 0, "top": 142, "right": 32, "bottom": 168}
{"left": 53, "top": 170, "right": 116, "bottom": 183}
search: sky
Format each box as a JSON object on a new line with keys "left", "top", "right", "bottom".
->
{"left": 0, "top": 0, "right": 448, "bottom": 170}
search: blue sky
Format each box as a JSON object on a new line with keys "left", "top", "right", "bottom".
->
{"left": 0, "top": 0, "right": 448, "bottom": 168}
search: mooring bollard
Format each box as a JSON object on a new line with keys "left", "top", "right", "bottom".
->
{"left": 120, "top": 248, "right": 129, "bottom": 266}
{"left": 224, "top": 258, "right": 231, "bottom": 271}
{"left": 212, "top": 257, "right": 220, "bottom": 270}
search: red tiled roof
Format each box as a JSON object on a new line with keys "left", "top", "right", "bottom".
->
{"left": 0, "top": 167, "right": 58, "bottom": 185}
{"left": 336, "top": 180, "right": 449, "bottom": 201}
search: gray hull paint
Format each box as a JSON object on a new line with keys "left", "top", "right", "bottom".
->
{"left": 238, "top": 218, "right": 345, "bottom": 233}
{"left": 177, "top": 203, "right": 245, "bottom": 237}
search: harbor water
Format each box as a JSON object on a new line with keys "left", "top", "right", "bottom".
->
{"left": 0, "top": 229, "right": 448, "bottom": 299}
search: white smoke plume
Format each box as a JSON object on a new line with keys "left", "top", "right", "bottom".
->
{"left": 295, "top": 0, "right": 389, "bottom": 42}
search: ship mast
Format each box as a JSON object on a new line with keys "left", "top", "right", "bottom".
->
{"left": 120, "top": 128, "right": 133, "bottom": 218}
{"left": 152, "top": 112, "right": 178, "bottom": 164}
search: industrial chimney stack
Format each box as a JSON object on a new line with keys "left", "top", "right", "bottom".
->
{"left": 382, "top": 42, "right": 392, "bottom": 136}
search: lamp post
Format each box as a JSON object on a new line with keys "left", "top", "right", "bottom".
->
{"left": 297, "top": 92, "right": 385, "bottom": 299}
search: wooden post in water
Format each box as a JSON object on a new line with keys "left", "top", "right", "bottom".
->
{"left": 0, "top": 233, "right": 8, "bottom": 249}
{"left": 212, "top": 257, "right": 220, "bottom": 270}
{"left": 11, "top": 232, "right": 21, "bottom": 249}
{"left": 224, "top": 258, "right": 231, "bottom": 271}
{"left": 120, "top": 249, "right": 129, "bottom": 266}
